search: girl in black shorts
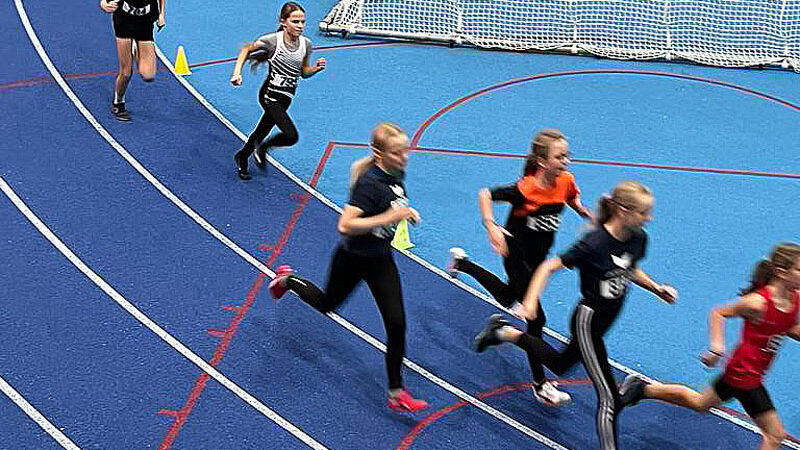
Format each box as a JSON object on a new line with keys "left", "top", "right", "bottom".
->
{"left": 268, "top": 124, "right": 428, "bottom": 412}
{"left": 100, "top": 0, "right": 165, "bottom": 121}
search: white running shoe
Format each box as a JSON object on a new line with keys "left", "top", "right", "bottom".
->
{"left": 619, "top": 374, "right": 649, "bottom": 407}
{"left": 533, "top": 380, "right": 571, "bottom": 406}
{"left": 446, "top": 247, "right": 468, "bottom": 278}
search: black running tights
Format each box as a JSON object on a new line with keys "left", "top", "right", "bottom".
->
{"left": 515, "top": 304, "right": 622, "bottom": 450}
{"left": 238, "top": 88, "right": 297, "bottom": 158}
{"left": 285, "top": 246, "right": 407, "bottom": 390}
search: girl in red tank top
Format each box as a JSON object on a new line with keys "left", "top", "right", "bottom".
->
{"left": 723, "top": 286, "right": 799, "bottom": 390}
{"left": 619, "top": 242, "right": 800, "bottom": 450}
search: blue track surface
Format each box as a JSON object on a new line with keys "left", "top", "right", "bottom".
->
{"left": 1, "top": 0, "right": 798, "bottom": 448}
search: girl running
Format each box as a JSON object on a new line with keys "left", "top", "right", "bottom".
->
{"left": 620, "top": 242, "right": 800, "bottom": 450}
{"left": 473, "top": 182, "right": 677, "bottom": 450}
{"left": 447, "top": 130, "right": 592, "bottom": 405}
{"left": 268, "top": 124, "right": 428, "bottom": 412}
{"left": 230, "top": 1, "right": 326, "bottom": 180}
{"left": 100, "top": 0, "right": 166, "bottom": 121}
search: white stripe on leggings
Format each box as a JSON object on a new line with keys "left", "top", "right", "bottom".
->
{"left": 576, "top": 305, "right": 617, "bottom": 450}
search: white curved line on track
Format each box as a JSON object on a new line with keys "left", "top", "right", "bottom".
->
{"left": 153, "top": 38, "right": 798, "bottom": 449}
{"left": 0, "top": 374, "right": 81, "bottom": 450}
{"left": 13, "top": 0, "right": 568, "bottom": 448}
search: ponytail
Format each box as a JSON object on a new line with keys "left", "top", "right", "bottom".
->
{"left": 349, "top": 153, "right": 376, "bottom": 188}
{"left": 349, "top": 123, "right": 406, "bottom": 187}
{"left": 595, "top": 182, "right": 652, "bottom": 225}
{"left": 740, "top": 259, "right": 775, "bottom": 295}
{"left": 595, "top": 194, "right": 615, "bottom": 225}
{"left": 740, "top": 242, "right": 800, "bottom": 294}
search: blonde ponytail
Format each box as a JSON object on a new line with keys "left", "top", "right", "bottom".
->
{"left": 349, "top": 123, "right": 406, "bottom": 187}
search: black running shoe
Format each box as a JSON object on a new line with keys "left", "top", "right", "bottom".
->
{"left": 473, "top": 314, "right": 510, "bottom": 353}
{"left": 111, "top": 102, "right": 131, "bottom": 122}
{"left": 234, "top": 153, "right": 251, "bottom": 180}
{"left": 253, "top": 144, "right": 267, "bottom": 169}
{"left": 619, "top": 374, "right": 649, "bottom": 407}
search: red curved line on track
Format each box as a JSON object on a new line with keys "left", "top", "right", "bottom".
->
{"left": 396, "top": 381, "right": 799, "bottom": 449}
{"left": 156, "top": 143, "right": 337, "bottom": 450}
{"left": 410, "top": 70, "right": 800, "bottom": 147}
{"left": 396, "top": 381, "right": 592, "bottom": 450}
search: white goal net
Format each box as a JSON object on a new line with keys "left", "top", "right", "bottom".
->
{"left": 320, "top": 0, "right": 800, "bottom": 72}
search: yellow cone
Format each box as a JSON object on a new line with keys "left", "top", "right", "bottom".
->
{"left": 391, "top": 219, "right": 414, "bottom": 250}
{"left": 174, "top": 45, "right": 192, "bottom": 76}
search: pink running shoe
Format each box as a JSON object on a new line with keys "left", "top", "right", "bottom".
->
{"left": 387, "top": 389, "right": 429, "bottom": 412}
{"left": 268, "top": 265, "right": 294, "bottom": 299}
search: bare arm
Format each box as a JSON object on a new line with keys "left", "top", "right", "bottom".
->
{"left": 520, "top": 257, "right": 565, "bottom": 319}
{"left": 787, "top": 324, "right": 800, "bottom": 341}
{"left": 632, "top": 267, "right": 678, "bottom": 303}
{"left": 157, "top": 0, "right": 165, "bottom": 28}
{"left": 301, "top": 50, "right": 326, "bottom": 78}
{"left": 567, "top": 193, "right": 593, "bottom": 222}
{"left": 478, "top": 188, "right": 510, "bottom": 256}
{"left": 100, "top": 0, "right": 119, "bottom": 13}
{"left": 230, "top": 42, "right": 258, "bottom": 86}
{"left": 704, "top": 293, "right": 766, "bottom": 364}
{"left": 786, "top": 298, "right": 800, "bottom": 341}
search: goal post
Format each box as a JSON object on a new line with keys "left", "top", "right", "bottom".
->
{"left": 319, "top": 0, "right": 800, "bottom": 72}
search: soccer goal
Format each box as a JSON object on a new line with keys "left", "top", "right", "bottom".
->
{"left": 319, "top": 0, "right": 800, "bottom": 72}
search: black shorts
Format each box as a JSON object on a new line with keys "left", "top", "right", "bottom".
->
{"left": 713, "top": 377, "right": 775, "bottom": 418}
{"left": 112, "top": 16, "right": 155, "bottom": 41}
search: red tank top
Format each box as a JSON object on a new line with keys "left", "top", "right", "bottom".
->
{"left": 722, "top": 287, "right": 799, "bottom": 389}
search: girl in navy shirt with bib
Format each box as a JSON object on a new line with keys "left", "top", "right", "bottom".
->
{"left": 268, "top": 124, "right": 428, "bottom": 412}
{"left": 474, "top": 182, "right": 677, "bottom": 450}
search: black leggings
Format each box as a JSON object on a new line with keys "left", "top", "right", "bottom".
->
{"left": 285, "top": 246, "right": 407, "bottom": 390}
{"left": 457, "top": 236, "right": 548, "bottom": 382}
{"left": 515, "top": 304, "right": 621, "bottom": 450}
{"left": 237, "top": 86, "right": 298, "bottom": 158}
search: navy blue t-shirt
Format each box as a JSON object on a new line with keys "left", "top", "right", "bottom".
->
{"left": 560, "top": 226, "right": 648, "bottom": 314}
{"left": 342, "top": 165, "right": 408, "bottom": 257}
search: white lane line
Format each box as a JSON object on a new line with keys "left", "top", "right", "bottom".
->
{"left": 0, "top": 375, "right": 81, "bottom": 450}
{"left": 13, "top": 0, "right": 568, "bottom": 445}
{"left": 157, "top": 47, "right": 570, "bottom": 449}
{"left": 156, "top": 47, "right": 800, "bottom": 450}
{"left": 12, "top": 0, "right": 272, "bottom": 279}
{"left": 0, "top": 177, "right": 329, "bottom": 450}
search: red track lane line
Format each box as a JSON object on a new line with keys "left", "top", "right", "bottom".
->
{"left": 0, "top": 41, "right": 398, "bottom": 91}
{"left": 309, "top": 141, "right": 338, "bottom": 187}
{"left": 397, "top": 380, "right": 799, "bottom": 449}
{"left": 0, "top": 71, "right": 118, "bottom": 90}
{"left": 397, "top": 381, "right": 593, "bottom": 450}
{"left": 412, "top": 146, "right": 800, "bottom": 180}
{"left": 156, "top": 143, "right": 339, "bottom": 449}
{"left": 157, "top": 273, "right": 268, "bottom": 450}
{"left": 325, "top": 142, "right": 800, "bottom": 180}
{"left": 188, "top": 40, "right": 398, "bottom": 69}
{"left": 410, "top": 70, "right": 800, "bottom": 148}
